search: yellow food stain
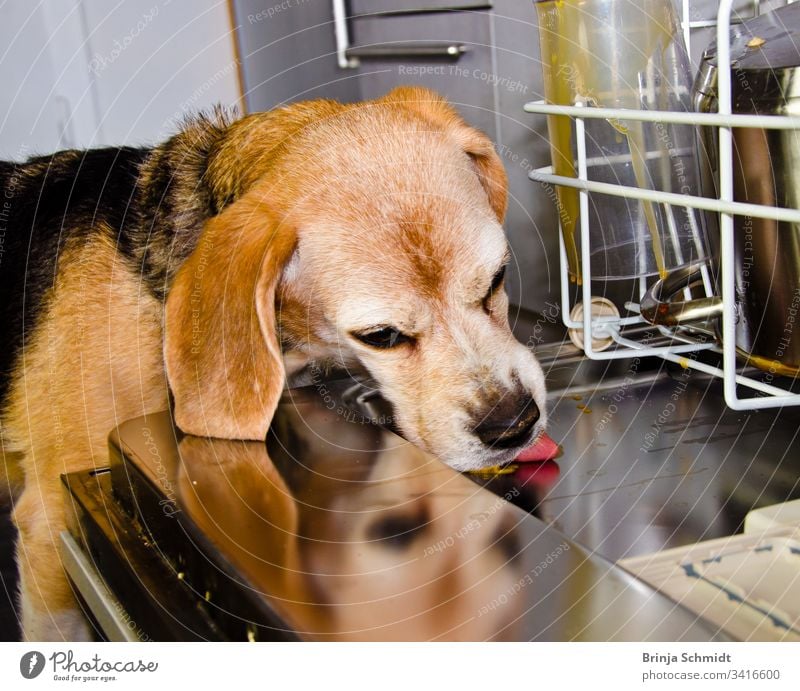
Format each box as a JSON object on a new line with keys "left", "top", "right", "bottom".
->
{"left": 467, "top": 463, "right": 519, "bottom": 476}
{"left": 747, "top": 36, "right": 766, "bottom": 48}
{"left": 581, "top": 407, "right": 592, "bottom": 414}
{"left": 678, "top": 357, "right": 690, "bottom": 369}
{"left": 607, "top": 118, "right": 629, "bottom": 136}
{"left": 570, "top": 394, "right": 582, "bottom": 401}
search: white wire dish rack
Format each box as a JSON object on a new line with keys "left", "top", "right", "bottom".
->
{"left": 525, "top": 0, "right": 800, "bottom": 411}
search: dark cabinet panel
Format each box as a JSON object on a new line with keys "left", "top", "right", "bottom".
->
{"left": 233, "top": 0, "right": 558, "bottom": 312}
{"left": 348, "top": 11, "right": 496, "bottom": 138}
{"left": 235, "top": 1, "right": 497, "bottom": 137}
{"left": 233, "top": 0, "right": 360, "bottom": 109}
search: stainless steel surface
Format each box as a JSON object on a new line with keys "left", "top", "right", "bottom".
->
{"left": 59, "top": 531, "right": 140, "bottom": 642}
{"left": 330, "top": 342, "right": 800, "bottom": 563}
{"left": 106, "top": 391, "right": 726, "bottom": 641}
{"left": 279, "top": 312, "right": 793, "bottom": 581}
{"left": 535, "top": 359, "right": 800, "bottom": 561}
{"left": 63, "top": 466, "right": 277, "bottom": 641}
{"left": 316, "top": 312, "right": 800, "bottom": 567}
{"left": 473, "top": 314, "right": 799, "bottom": 563}
{"left": 686, "top": 2, "right": 800, "bottom": 372}
{"left": 87, "top": 307, "right": 800, "bottom": 641}
{"left": 640, "top": 262, "right": 723, "bottom": 325}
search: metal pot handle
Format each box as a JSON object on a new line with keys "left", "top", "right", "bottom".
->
{"left": 639, "top": 263, "right": 723, "bottom": 326}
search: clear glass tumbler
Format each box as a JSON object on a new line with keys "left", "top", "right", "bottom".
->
{"left": 535, "top": 0, "right": 708, "bottom": 282}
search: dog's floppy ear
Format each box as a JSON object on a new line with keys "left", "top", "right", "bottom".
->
{"left": 164, "top": 188, "right": 296, "bottom": 441}
{"left": 382, "top": 86, "right": 508, "bottom": 222}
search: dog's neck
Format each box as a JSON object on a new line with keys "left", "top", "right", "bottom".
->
{"left": 132, "top": 108, "right": 238, "bottom": 298}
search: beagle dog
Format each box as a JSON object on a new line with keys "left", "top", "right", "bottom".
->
{"left": 0, "top": 86, "right": 547, "bottom": 641}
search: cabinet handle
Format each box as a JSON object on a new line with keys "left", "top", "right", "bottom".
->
{"left": 332, "top": 0, "right": 359, "bottom": 68}
{"left": 346, "top": 43, "right": 467, "bottom": 61}
{"left": 333, "top": 1, "right": 474, "bottom": 69}
{"left": 352, "top": 4, "right": 492, "bottom": 18}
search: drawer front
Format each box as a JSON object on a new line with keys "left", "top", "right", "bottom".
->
{"left": 348, "top": 10, "right": 498, "bottom": 137}
{"left": 350, "top": 7, "right": 491, "bottom": 45}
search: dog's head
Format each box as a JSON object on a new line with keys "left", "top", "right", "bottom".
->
{"left": 165, "top": 87, "right": 546, "bottom": 471}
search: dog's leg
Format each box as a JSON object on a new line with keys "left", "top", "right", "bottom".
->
{"left": 13, "top": 479, "right": 93, "bottom": 641}
{"left": 6, "top": 397, "right": 111, "bottom": 641}
{"left": 4, "top": 234, "right": 168, "bottom": 641}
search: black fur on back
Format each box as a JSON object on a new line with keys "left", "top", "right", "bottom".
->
{"left": 0, "top": 109, "right": 235, "bottom": 406}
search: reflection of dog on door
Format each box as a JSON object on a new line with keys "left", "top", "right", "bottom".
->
{"left": 177, "top": 406, "right": 526, "bottom": 640}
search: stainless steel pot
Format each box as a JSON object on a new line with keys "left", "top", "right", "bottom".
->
{"left": 641, "top": 2, "right": 800, "bottom": 376}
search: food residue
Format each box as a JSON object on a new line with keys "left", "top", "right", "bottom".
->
{"left": 467, "top": 463, "right": 519, "bottom": 476}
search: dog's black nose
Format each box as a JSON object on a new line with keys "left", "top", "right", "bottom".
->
{"left": 473, "top": 393, "right": 539, "bottom": 449}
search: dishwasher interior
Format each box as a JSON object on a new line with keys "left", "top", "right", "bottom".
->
{"left": 337, "top": 307, "right": 800, "bottom": 561}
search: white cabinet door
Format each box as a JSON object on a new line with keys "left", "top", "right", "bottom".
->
{"left": 0, "top": 0, "right": 242, "bottom": 157}
{"left": 0, "top": 1, "right": 96, "bottom": 159}
{"left": 81, "top": 0, "right": 242, "bottom": 146}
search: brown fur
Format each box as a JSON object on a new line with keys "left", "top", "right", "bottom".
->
{"left": 2, "top": 86, "right": 546, "bottom": 640}
{"left": 6, "top": 232, "right": 166, "bottom": 639}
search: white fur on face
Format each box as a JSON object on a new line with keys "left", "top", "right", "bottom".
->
{"left": 287, "top": 217, "right": 547, "bottom": 472}
{"left": 349, "top": 297, "right": 548, "bottom": 472}
{"left": 277, "top": 129, "right": 547, "bottom": 471}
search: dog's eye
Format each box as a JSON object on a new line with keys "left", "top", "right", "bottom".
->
{"left": 483, "top": 264, "right": 507, "bottom": 309}
{"left": 352, "top": 327, "right": 412, "bottom": 349}
{"left": 490, "top": 264, "right": 506, "bottom": 294}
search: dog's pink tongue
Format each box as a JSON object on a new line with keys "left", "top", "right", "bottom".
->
{"left": 515, "top": 432, "right": 559, "bottom": 462}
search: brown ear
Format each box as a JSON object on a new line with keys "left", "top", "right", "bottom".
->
{"left": 381, "top": 86, "right": 508, "bottom": 222}
{"left": 164, "top": 188, "right": 295, "bottom": 440}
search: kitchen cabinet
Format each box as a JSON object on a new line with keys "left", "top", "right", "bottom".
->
{"left": 232, "top": 0, "right": 558, "bottom": 313}
{"left": 345, "top": 9, "right": 497, "bottom": 137}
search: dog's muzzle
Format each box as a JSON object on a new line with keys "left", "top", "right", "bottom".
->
{"left": 472, "top": 391, "right": 540, "bottom": 449}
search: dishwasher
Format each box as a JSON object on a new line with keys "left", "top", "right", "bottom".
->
{"left": 520, "top": 0, "right": 800, "bottom": 640}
